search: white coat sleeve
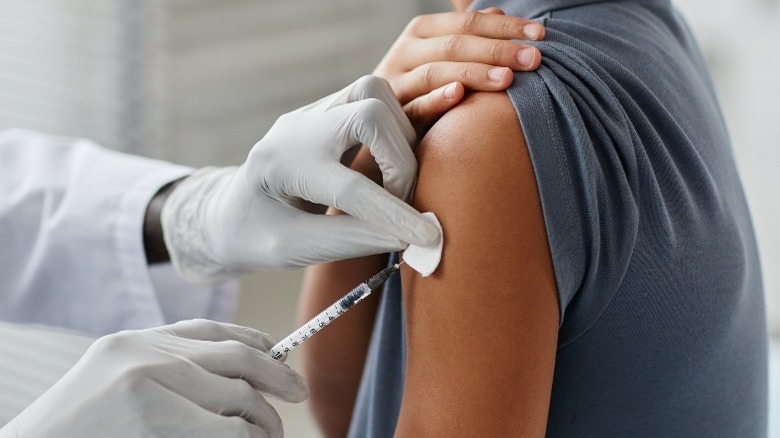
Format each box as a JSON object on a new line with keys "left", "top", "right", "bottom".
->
{"left": 0, "top": 130, "right": 238, "bottom": 336}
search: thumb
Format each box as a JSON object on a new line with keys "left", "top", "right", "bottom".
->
{"left": 404, "top": 82, "right": 465, "bottom": 139}
{"left": 480, "top": 7, "right": 505, "bottom": 14}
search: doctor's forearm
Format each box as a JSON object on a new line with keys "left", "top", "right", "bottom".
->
{"left": 143, "top": 179, "right": 182, "bottom": 264}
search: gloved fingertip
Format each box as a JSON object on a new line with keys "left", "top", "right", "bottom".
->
{"left": 285, "top": 375, "right": 310, "bottom": 403}
{"left": 299, "top": 376, "right": 310, "bottom": 399}
{"left": 244, "top": 327, "right": 278, "bottom": 352}
{"left": 411, "top": 216, "right": 442, "bottom": 247}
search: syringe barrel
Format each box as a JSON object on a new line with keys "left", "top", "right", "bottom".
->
{"left": 267, "top": 263, "right": 400, "bottom": 361}
{"left": 269, "top": 282, "right": 370, "bottom": 360}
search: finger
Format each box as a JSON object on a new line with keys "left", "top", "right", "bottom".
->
{"left": 186, "top": 339, "right": 309, "bottom": 403}
{"left": 410, "top": 11, "right": 544, "bottom": 41}
{"left": 320, "top": 98, "right": 417, "bottom": 200}
{"left": 397, "top": 62, "right": 520, "bottom": 104}
{"left": 396, "top": 34, "right": 541, "bottom": 73}
{"left": 222, "top": 417, "right": 271, "bottom": 438}
{"left": 161, "top": 370, "right": 282, "bottom": 437}
{"left": 350, "top": 98, "right": 418, "bottom": 200}
{"left": 163, "top": 393, "right": 270, "bottom": 438}
{"left": 480, "top": 7, "right": 505, "bottom": 14}
{"left": 163, "top": 319, "right": 277, "bottom": 352}
{"left": 280, "top": 214, "right": 428, "bottom": 265}
{"left": 289, "top": 165, "right": 440, "bottom": 247}
{"left": 197, "top": 415, "right": 271, "bottom": 438}
{"left": 342, "top": 75, "right": 416, "bottom": 145}
{"left": 223, "top": 381, "right": 283, "bottom": 437}
{"left": 309, "top": 75, "right": 415, "bottom": 146}
{"left": 295, "top": 76, "right": 415, "bottom": 146}
{"left": 404, "top": 82, "right": 465, "bottom": 138}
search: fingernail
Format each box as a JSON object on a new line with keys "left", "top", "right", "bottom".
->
{"left": 517, "top": 47, "right": 538, "bottom": 68}
{"left": 443, "top": 82, "right": 458, "bottom": 99}
{"left": 524, "top": 23, "right": 544, "bottom": 40}
{"left": 488, "top": 66, "right": 510, "bottom": 83}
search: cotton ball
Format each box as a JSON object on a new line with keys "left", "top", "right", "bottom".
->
{"left": 403, "top": 212, "right": 443, "bottom": 277}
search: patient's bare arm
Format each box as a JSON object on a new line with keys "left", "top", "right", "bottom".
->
{"left": 300, "top": 91, "right": 558, "bottom": 436}
{"left": 394, "top": 91, "right": 559, "bottom": 437}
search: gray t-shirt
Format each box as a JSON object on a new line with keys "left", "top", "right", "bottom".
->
{"left": 349, "top": 0, "right": 767, "bottom": 436}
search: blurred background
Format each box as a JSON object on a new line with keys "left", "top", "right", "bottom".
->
{"left": 0, "top": 0, "right": 777, "bottom": 436}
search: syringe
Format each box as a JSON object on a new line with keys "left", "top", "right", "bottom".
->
{"left": 269, "top": 262, "right": 402, "bottom": 360}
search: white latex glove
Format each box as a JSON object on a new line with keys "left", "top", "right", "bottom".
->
{"left": 1, "top": 320, "right": 307, "bottom": 438}
{"left": 162, "top": 75, "right": 440, "bottom": 284}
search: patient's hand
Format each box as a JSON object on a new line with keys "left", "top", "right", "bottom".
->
{"left": 375, "top": 8, "right": 544, "bottom": 135}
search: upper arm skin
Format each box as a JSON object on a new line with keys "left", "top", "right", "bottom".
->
{"left": 395, "top": 92, "right": 559, "bottom": 437}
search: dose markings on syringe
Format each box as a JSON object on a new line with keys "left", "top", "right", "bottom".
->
{"left": 269, "top": 264, "right": 399, "bottom": 361}
{"left": 279, "top": 306, "right": 344, "bottom": 350}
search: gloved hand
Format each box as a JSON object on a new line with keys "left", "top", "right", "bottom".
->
{"left": 162, "top": 75, "right": 441, "bottom": 284}
{"left": 1, "top": 320, "right": 306, "bottom": 438}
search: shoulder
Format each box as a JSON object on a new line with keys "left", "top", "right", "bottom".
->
{"left": 412, "top": 91, "right": 540, "bottom": 227}
{"left": 416, "top": 91, "right": 524, "bottom": 168}
{"left": 409, "top": 89, "right": 552, "bottom": 294}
